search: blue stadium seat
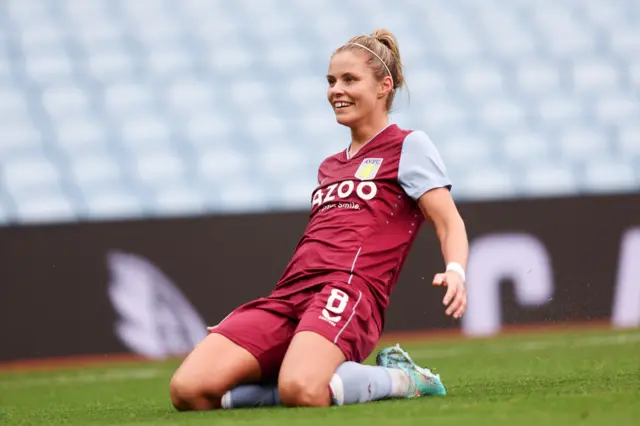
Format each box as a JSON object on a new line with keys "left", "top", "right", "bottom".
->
{"left": 502, "top": 132, "right": 553, "bottom": 164}
{"left": 152, "top": 183, "right": 207, "bottom": 216}
{"left": 0, "top": 119, "right": 44, "bottom": 158}
{"left": 116, "top": 114, "right": 175, "bottom": 154}
{"left": 164, "top": 80, "right": 217, "bottom": 119}
{"left": 619, "top": 125, "right": 640, "bottom": 158}
{"left": 595, "top": 93, "right": 639, "bottom": 126}
{"left": 133, "top": 149, "right": 187, "bottom": 188}
{"left": 85, "top": 49, "right": 136, "bottom": 83}
{"left": 182, "top": 111, "right": 235, "bottom": 150}
{"left": 103, "top": 83, "right": 157, "bottom": 120}
{"left": 215, "top": 179, "right": 271, "bottom": 213}
{"left": 582, "top": 159, "right": 639, "bottom": 193}
{"left": 454, "top": 165, "right": 517, "bottom": 200}
{"left": 3, "top": 154, "right": 62, "bottom": 195}
{"left": 41, "top": 83, "right": 94, "bottom": 123}
{"left": 13, "top": 190, "right": 77, "bottom": 224}
{"left": 522, "top": 162, "right": 580, "bottom": 196}
{"left": 53, "top": 118, "right": 111, "bottom": 156}
{"left": 558, "top": 126, "right": 611, "bottom": 162}
{"left": 82, "top": 186, "right": 145, "bottom": 220}
{"left": 0, "top": 86, "right": 30, "bottom": 121}
{"left": 197, "top": 146, "right": 251, "bottom": 185}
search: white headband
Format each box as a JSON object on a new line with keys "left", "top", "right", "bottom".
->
{"left": 346, "top": 42, "right": 394, "bottom": 88}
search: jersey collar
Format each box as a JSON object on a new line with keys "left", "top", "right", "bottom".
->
{"left": 345, "top": 124, "right": 395, "bottom": 160}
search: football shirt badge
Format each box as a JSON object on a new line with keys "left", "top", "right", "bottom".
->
{"left": 355, "top": 158, "right": 383, "bottom": 180}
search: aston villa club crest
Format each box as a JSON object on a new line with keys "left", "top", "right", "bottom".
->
{"left": 355, "top": 158, "right": 383, "bottom": 180}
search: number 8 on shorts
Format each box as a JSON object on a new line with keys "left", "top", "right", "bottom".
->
{"left": 322, "top": 288, "right": 349, "bottom": 323}
{"left": 296, "top": 282, "right": 377, "bottom": 363}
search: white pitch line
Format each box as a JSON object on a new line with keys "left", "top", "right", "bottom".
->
{"left": 408, "top": 332, "right": 640, "bottom": 360}
{"left": 0, "top": 368, "right": 164, "bottom": 389}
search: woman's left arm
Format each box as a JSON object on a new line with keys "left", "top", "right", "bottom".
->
{"left": 418, "top": 187, "right": 469, "bottom": 319}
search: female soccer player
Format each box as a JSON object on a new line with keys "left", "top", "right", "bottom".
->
{"left": 169, "top": 28, "right": 468, "bottom": 410}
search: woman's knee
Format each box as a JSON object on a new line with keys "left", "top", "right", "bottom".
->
{"left": 278, "top": 375, "right": 332, "bottom": 407}
{"left": 169, "top": 333, "right": 262, "bottom": 411}
{"left": 169, "top": 369, "right": 229, "bottom": 411}
{"left": 277, "top": 331, "right": 346, "bottom": 407}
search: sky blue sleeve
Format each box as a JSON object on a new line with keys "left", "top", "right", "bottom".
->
{"left": 398, "top": 130, "right": 452, "bottom": 200}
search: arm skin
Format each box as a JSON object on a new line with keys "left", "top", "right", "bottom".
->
{"left": 417, "top": 187, "right": 469, "bottom": 319}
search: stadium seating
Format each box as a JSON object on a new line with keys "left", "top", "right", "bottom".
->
{"left": 0, "top": 0, "right": 638, "bottom": 224}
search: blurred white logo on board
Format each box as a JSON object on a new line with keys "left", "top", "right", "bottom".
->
{"left": 107, "top": 251, "right": 207, "bottom": 359}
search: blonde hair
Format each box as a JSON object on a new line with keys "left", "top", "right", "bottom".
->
{"left": 334, "top": 29, "right": 406, "bottom": 111}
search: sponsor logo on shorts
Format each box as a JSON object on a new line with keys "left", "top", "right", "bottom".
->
{"left": 320, "top": 309, "right": 341, "bottom": 326}
{"left": 319, "top": 315, "right": 337, "bottom": 326}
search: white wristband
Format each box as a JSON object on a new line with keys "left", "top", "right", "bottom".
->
{"left": 446, "top": 262, "right": 466, "bottom": 282}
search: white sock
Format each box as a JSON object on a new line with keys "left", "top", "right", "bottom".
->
{"left": 386, "top": 368, "right": 411, "bottom": 398}
{"left": 329, "top": 362, "right": 395, "bottom": 405}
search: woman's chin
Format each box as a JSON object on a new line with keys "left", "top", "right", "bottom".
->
{"left": 335, "top": 112, "right": 358, "bottom": 127}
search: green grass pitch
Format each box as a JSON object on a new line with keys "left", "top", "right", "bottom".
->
{"left": 1, "top": 327, "right": 638, "bottom": 426}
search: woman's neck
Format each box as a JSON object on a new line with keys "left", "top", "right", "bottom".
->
{"left": 348, "top": 118, "right": 391, "bottom": 157}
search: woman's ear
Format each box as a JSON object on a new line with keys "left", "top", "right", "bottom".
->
{"left": 378, "top": 76, "right": 393, "bottom": 98}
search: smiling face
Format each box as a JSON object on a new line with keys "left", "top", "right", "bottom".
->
{"left": 326, "top": 50, "right": 392, "bottom": 128}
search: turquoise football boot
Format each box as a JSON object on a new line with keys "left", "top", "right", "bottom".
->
{"left": 376, "top": 344, "right": 447, "bottom": 397}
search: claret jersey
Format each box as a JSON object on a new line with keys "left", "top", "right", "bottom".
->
{"left": 270, "top": 124, "right": 452, "bottom": 330}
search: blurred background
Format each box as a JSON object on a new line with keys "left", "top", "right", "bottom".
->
{"left": 0, "top": 0, "right": 639, "bottom": 364}
{"left": 0, "top": 0, "right": 638, "bottom": 223}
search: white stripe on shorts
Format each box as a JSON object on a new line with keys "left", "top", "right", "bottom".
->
{"left": 347, "top": 247, "right": 362, "bottom": 285}
{"left": 333, "top": 290, "right": 362, "bottom": 344}
{"left": 207, "top": 311, "right": 233, "bottom": 331}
